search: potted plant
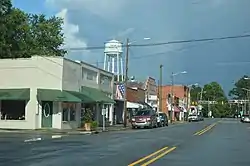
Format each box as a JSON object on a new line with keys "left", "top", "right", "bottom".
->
{"left": 82, "top": 108, "right": 93, "bottom": 131}
{"left": 91, "top": 121, "right": 98, "bottom": 131}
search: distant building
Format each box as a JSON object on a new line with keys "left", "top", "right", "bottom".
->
{"left": 160, "top": 85, "right": 190, "bottom": 121}
{"left": 127, "top": 76, "right": 158, "bottom": 110}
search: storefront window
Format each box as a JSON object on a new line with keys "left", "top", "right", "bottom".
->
{"left": 62, "top": 103, "right": 76, "bottom": 121}
{"left": 70, "top": 106, "right": 76, "bottom": 121}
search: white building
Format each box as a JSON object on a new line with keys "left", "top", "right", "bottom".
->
{"left": 0, "top": 56, "right": 114, "bottom": 129}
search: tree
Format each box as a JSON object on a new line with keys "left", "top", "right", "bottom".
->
{"left": 3, "top": 8, "right": 31, "bottom": 58}
{"left": 0, "top": 1, "right": 66, "bottom": 58}
{"left": 229, "top": 75, "right": 250, "bottom": 99}
{"left": 201, "top": 82, "right": 232, "bottom": 118}
{"left": 203, "top": 82, "right": 227, "bottom": 102}
{"left": 29, "top": 14, "right": 66, "bottom": 56}
{"left": 0, "top": 0, "right": 12, "bottom": 57}
{"left": 190, "top": 85, "right": 202, "bottom": 102}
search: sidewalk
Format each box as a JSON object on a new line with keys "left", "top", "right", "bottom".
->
{"left": 0, "top": 124, "right": 131, "bottom": 135}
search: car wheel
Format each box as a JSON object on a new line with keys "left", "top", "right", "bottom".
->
{"left": 132, "top": 126, "right": 136, "bottom": 129}
{"left": 166, "top": 122, "right": 168, "bottom": 126}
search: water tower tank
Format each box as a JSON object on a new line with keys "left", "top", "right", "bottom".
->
{"left": 104, "top": 40, "right": 123, "bottom": 54}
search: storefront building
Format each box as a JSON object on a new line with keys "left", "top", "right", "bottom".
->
{"left": 0, "top": 56, "right": 114, "bottom": 129}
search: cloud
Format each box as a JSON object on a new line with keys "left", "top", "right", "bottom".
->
{"left": 55, "top": 8, "right": 89, "bottom": 60}
{"left": 46, "top": 0, "right": 128, "bottom": 20}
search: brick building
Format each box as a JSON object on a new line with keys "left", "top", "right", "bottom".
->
{"left": 159, "top": 85, "right": 190, "bottom": 121}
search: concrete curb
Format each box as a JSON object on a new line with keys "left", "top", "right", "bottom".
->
{"left": 0, "top": 127, "right": 131, "bottom": 135}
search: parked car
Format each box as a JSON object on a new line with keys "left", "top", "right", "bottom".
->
{"left": 188, "top": 111, "right": 204, "bottom": 122}
{"left": 157, "top": 112, "right": 168, "bottom": 127}
{"left": 131, "top": 109, "right": 158, "bottom": 129}
{"left": 241, "top": 114, "right": 250, "bottom": 123}
{"left": 188, "top": 114, "right": 199, "bottom": 122}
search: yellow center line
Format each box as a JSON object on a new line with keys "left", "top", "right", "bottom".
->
{"left": 128, "top": 146, "right": 169, "bottom": 166}
{"left": 141, "top": 147, "right": 177, "bottom": 166}
{"left": 194, "top": 123, "right": 217, "bottom": 136}
{"left": 198, "top": 123, "right": 216, "bottom": 135}
{"left": 194, "top": 125, "right": 212, "bottom": 135}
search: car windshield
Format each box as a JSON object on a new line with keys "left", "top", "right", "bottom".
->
{"left": 136, "top": 110, "right": 151, "bottom": 116}
{"left": 159, "top": 113, "right": 164, "bottom": 117}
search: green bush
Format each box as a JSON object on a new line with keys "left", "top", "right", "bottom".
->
{"left": 91, "top": 121, "right": 98, "bottom": 130}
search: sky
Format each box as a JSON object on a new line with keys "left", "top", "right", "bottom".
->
{"left": 12, "top": 0, "right": 250, "bottom": 94}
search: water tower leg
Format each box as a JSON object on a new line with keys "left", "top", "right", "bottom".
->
{"left": 120, "top": 57, "right": 124, "bottom": 81}
{"left": 104, "top": 53, "right": 107, "bottom": 70}
{"left": 112, "top": 57, "right": 115, "bottom": 73}
{"left": 107, "top": 56, "right": 110, "bottom": 72}
{"left": 117, "top": 53, "right": 120, "bottom": 82}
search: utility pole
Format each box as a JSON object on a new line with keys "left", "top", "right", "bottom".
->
{"left": 159, "top": 65, "right": 163, "bottom": 114}
{"left": 208, "top": 98, "right": 210, "bottom": 117}
{"left": 170, "top": 72, "right": 174, "bottom": 123}
{"left": 248, "top": 91, "right": 250, "bottom": 117}
{"left": 123, "top": 38, "right": 129, "bottom": 128}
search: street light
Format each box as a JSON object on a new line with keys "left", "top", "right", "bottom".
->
{"left": 172, "top": 71, "right": 187, "bottom": 76}
{"left": 244, "top": 77, "right": 250, "bottom": 80}
{"left": 170, "top": 71, "right": 187, "bottom": 123}
{"left": 187, "top": 83, "right": 198, "bottom": 87}
{"left": 128, "top": 37, "right": 151, "bottom": 45}
{"left": 123, "top": 37, "right": 151, "bottom": 128}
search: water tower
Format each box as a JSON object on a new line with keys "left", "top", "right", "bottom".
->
{"left": 104, "top": 40, "right": 124, "bottom": 82}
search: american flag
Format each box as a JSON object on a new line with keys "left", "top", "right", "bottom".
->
{"left": 116, "top": 84, "right": 125, "bottom": 100}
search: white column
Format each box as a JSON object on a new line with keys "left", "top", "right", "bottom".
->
{"left": 117, "top": 53, "right": 120, "bottom": 81}
{"left": 120, "top": 57, "right": 124, "bottom": 81}
{"left": 109, "top": 104, "right": 114, "bottom": 125}
{"left": 107, "top": 56, "right": 110, "bottom": 72}
{"left": 0, "top": 101, "right": 1, "bottom": 121}
{"left": 104, "top": 53, "right": 107, "bottom": 70}
{"left": 112, "top": 57, "right": 115, "bottom": 73}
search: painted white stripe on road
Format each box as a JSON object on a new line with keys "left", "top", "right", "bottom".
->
{"left": 52, "top": 135, "right": 63, "bottom": 139}
{"left": 24, "top": 137, "right": 42, "bottom": 142}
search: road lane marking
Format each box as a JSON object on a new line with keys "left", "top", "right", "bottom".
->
{"left": 193, "top": 125, "right": 212, "bottom": 135}
{"left": 52, "top": 135, "right": 63, "bottom": 139}
{"left": 24, "top": 137, "right": 42, "bottom": 142}
{"left": 194, "top": 123, "right": 217, "bottom": 136}
{"left": 128, "top": 146, "right": 169, "bottom": 166}
{"left": 141, "top": 147, "right": 176, "bottom": 166}
{"left": 197, "top": 124, "right": 216, "bottom": 136}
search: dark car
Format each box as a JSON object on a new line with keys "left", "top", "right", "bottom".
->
{"left": 157, "top": 112, "right": 168, "bottom": 127}
{"left": 131, "top": 109, "right": 158, "bottom": 129}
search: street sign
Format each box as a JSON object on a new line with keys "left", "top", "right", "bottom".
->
{"left": 102, "top": 108, "right": 107, "bottom": 115}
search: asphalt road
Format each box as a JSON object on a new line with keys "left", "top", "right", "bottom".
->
{"left": 0, "top": 118, "right": 250, "bottom": 166}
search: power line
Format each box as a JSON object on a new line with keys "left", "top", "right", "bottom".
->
{"left": 66, "top": 34, "right": 250, "bottom": 51}
{"left": 92, "top": 42, "right": 206, "bottom": 65}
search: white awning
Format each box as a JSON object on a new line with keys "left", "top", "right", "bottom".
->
{"left": 127, "top": 102, "right": 143, "bottom": 108}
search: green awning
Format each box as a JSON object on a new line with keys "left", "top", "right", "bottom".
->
{"left": 81, "top": 86, "right": 115, "bottom": 104}
{"left": 66, "top": 90, "right": 94, "bottom": 103}
{"left": 37, "top": 89, "right": 82, "bottom": 102}
{"left": 0, "top": 88, "right": 30, "bottom": 100}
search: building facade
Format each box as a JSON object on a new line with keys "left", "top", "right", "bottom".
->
{"left": 160, "top": 85, "right": 190, "bottom": 121}
{"left": 0, "top": 56, "right": 114, "bottom": 129}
